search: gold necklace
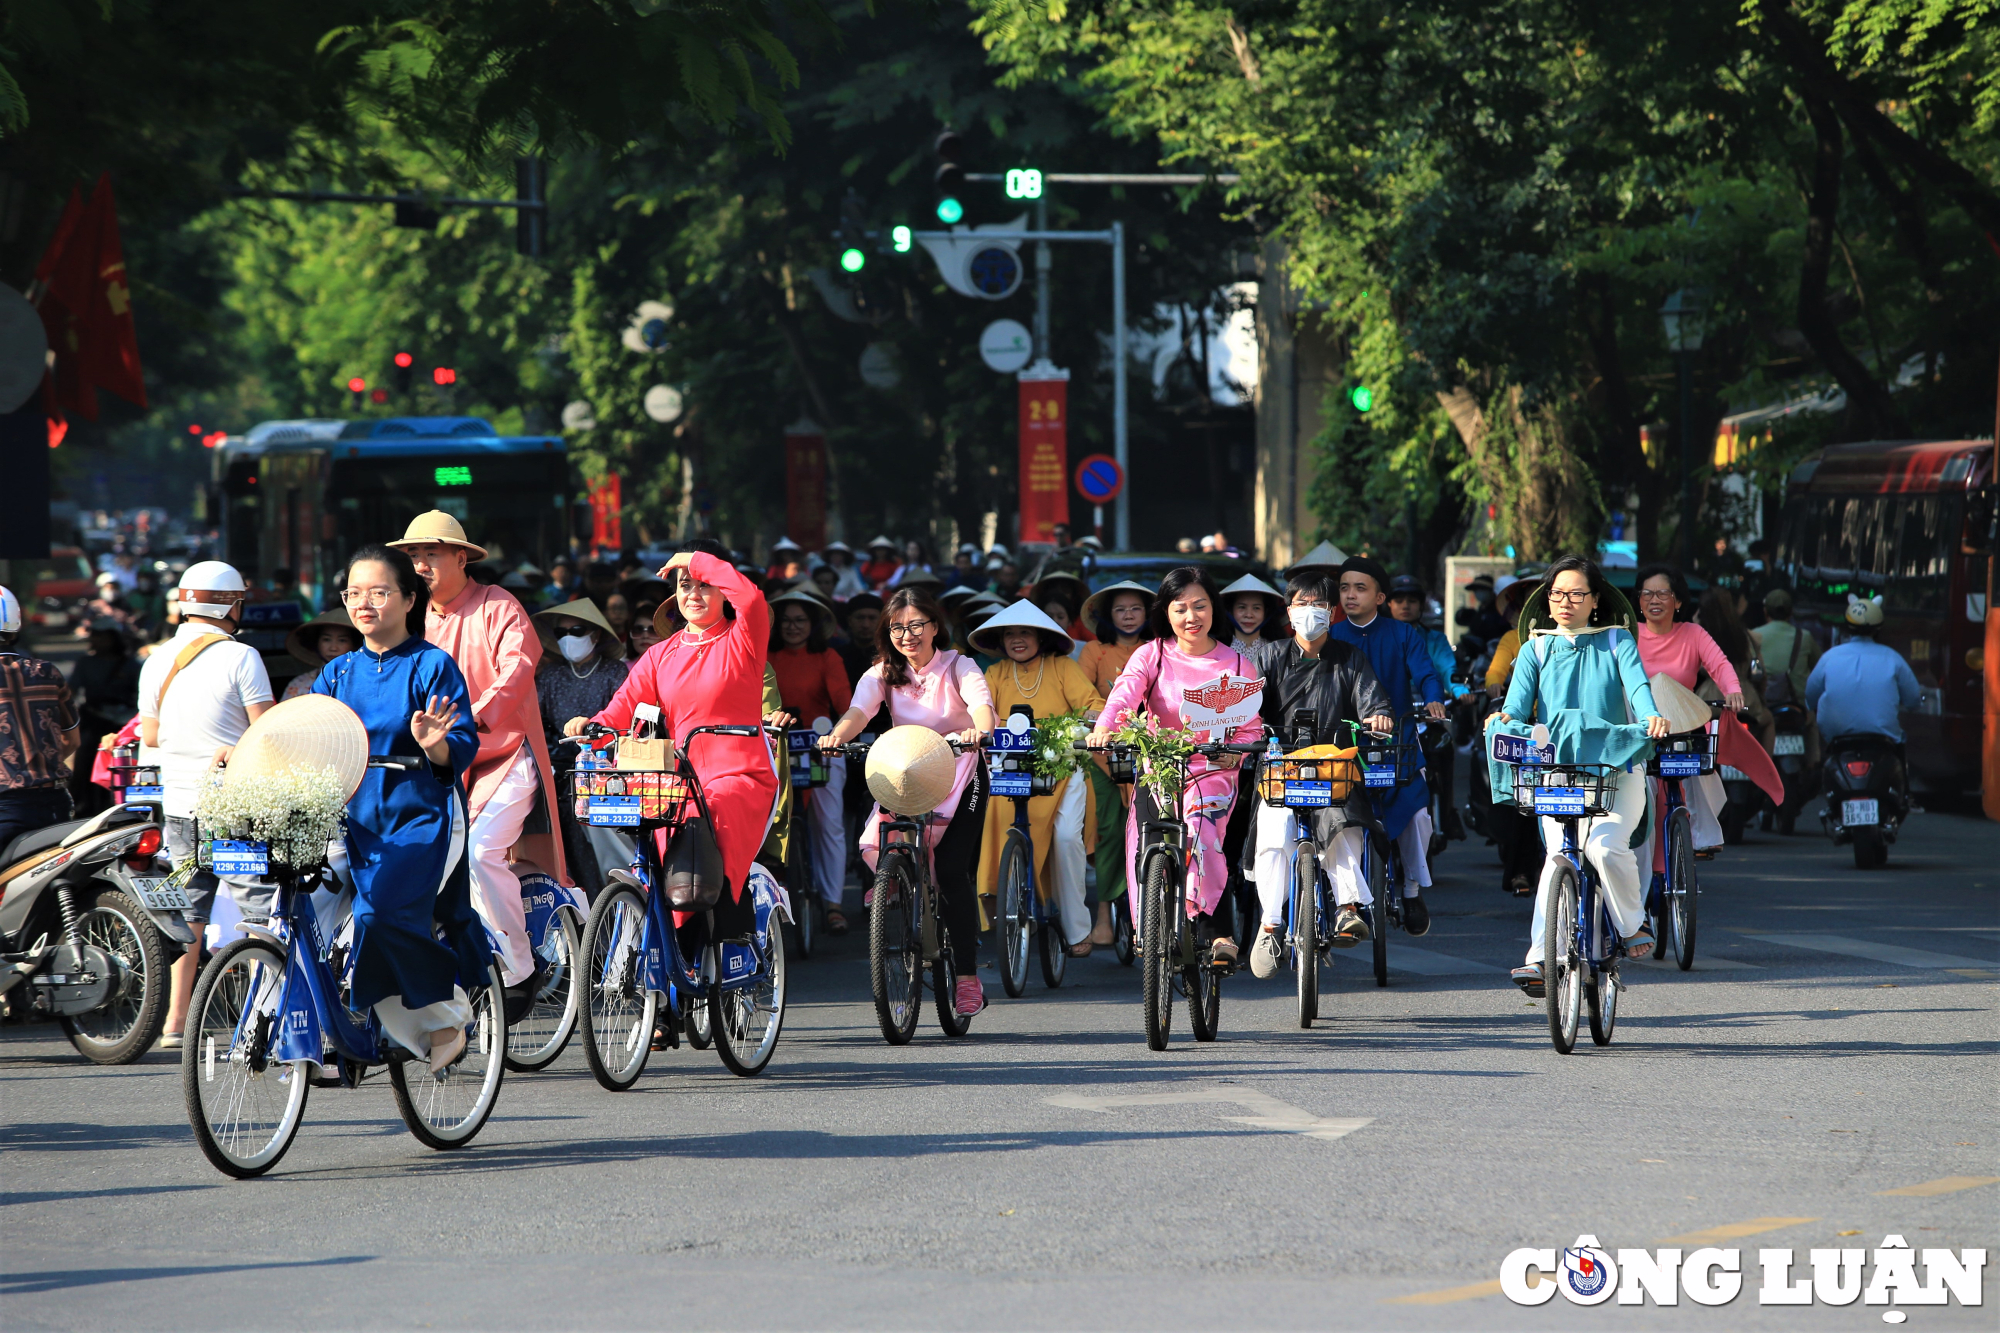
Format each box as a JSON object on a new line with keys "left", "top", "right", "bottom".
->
{"left": 1010, "top": 656, "right": 1047, "bottom": 700}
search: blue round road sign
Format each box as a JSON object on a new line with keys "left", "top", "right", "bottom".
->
{"left": 1075, "top": 454, "right": 1124, "bottom": 504}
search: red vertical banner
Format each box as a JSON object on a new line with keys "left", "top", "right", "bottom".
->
{"left": 588, "top": 473, "right": 623, "bottom": 552}
{"left": 784, "top": 417, "right": 828, "bottom": 551}
{"left": 1018, "top": 366, "right": 1070, "bottom": 545}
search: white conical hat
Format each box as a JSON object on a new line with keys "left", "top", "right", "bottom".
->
{"left": 1219, "top": 573, "right": 1284, "bottom": 603}
{"left": 1286, "top": 540, "right": 1347, "bottom": 574}
{"left": 968, "top": 598, "right": 1073, "bottom": 657}
{"left": 224, "top": 694, "right": 370, "bottom": 799}
{"left": 865, "top": 724, "right": 958, "bottom": 816}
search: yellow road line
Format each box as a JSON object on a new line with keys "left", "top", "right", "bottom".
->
{"left": 1655, "top": 1216, "right": 1818, "bottom": 1245}
{"left": 1874, "top": 1176, "right": 2000, "bottom": 1198}
{"left": 1383, "top": 1277, "right": 1545, "bottom": 1306}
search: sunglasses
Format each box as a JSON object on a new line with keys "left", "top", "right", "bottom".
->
{"left": 555, "top": 625, "right": 595, "bottom": 638}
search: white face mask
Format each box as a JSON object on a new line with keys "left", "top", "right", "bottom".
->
{"left": 1289, "top": 605, "right": 1331, "bottom": 640}
{"left": 558, "top": 634, "right": 597, "bottom": 663}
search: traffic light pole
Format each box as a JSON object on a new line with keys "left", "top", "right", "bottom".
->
{"left": 907, "top": 224, "right": 1129, "bottom": 548}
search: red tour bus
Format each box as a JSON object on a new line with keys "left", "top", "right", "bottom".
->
{"left": 1774, "top": 438, "right": 1994, "bottom": 794}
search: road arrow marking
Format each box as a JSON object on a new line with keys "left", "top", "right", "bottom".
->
{"left": 1045, "top": 1084, "right": 1372, "bottom": 1142}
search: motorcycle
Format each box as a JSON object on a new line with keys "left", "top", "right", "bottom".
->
{"left": 1763, "top": 702, "right": 1814, "bottom": 835}
{"left": 0, "top": 794, "right": 191, "bottom": 1062}
{"left": 1817, "top": 733, "right": 1909, "bottom": 869}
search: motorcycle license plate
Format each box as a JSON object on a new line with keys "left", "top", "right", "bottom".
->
{"left": 1533, "top": 787, "right": 1588, "bottom": 816}
{"left": 1656, "top": 755, "right": 1703, "bottom": 778}
{"left": 1842, "top": 798, "right": 1880, "bottom": 827}
{"left": 587, "top": 796, "right": 642, "bottom": 827}
{"left": 1773, "top": 733, "right": 1806, "bottom": 756}
{"left": 1283, "top": 780, "right": 1332, "bottom": 808}
{"left": 129, "top": 877, "right": 192, "bottom": 911}
{"left": 211, "top": 840, "right": 269, "bottom": 876}
{"left": 1364, "top": 766, "right": 1396, "bottom": 789}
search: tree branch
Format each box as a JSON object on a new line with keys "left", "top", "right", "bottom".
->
{"left": 1797, "top": 95, "right": 1903, "bottom": 436}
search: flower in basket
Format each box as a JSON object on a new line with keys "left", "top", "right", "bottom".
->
{"left": 194, "top": 765, "right": 347, "bottom": 870}
{"left": 1108, "top": 710, "right": 1196, "bottom": 812}
{"left": 1030, "top": 709, "right": 1091, "bottom": 784}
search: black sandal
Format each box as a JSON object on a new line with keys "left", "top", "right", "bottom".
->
{"left": 825, "top": 909, "right": 849, "bottom": 936}
{"left": 1510, "top": 964, "right": 1546, "bottom": 998}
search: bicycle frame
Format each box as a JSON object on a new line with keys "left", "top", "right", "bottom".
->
{"left": 1550, "top": 816, "right": 1618, "bottom": 977}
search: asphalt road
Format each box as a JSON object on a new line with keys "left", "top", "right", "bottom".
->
{"left": 4, "top": 801, "right": 1995, "bottom": 1331}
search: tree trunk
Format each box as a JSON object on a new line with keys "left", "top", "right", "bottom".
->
{"left": 1579, "top": 271, "right": 1657, "bottom": 559}
{"left": 1797, "top": 95, "right": 1903, "bottom": 437}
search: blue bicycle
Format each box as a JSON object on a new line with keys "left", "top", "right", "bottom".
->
{"left": 991, "top": 714, "right": 1076, "bottom": 995}
{"left": 181, "top": 757, "right": 509, "bottom": 1179}
{"left": 1513, "top": 756, "right": 1627, "bottom": 1053}
{"left": 570, "top": 723, "right": 789, "bottom": 1086}
{"left": 1356, "top": 720, "right": 1424, "bottom": 989}
{"left": 1256, "top": 727, "right": 1356, "bottom": 1027}
{"left": 1644, "top": 706, "right": 1717, "bottom": 973}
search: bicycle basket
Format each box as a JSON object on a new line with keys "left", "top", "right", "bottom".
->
{"left": 1519, "top": 763, "right": 1619, "bottom": 818}
{"left": 1257, "top": 746, "right": 1361, "bottom": 808}
{"left": 1357, "top": 735, "right": 1421, "bottom": 791}
{"left": 1646, "top": 722, "right": 1716, "bottom": 778}
{"left": 566, "top": 768, "right": 695, "bottom": 828}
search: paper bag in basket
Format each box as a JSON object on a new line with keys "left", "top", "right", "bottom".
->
{"left": 616, "top": 703, "right": 673, "bottom": 772}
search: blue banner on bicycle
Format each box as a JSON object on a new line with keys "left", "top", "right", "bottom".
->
{"left": 1491, "top": 732, "right": 1555, "bottom": 766}
{"left": 989, "top": 726, "right": 1037, "bottom": 798}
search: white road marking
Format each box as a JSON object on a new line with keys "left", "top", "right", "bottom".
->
{"left": 1744, "top": 933, "right": 1999, "bottom": 970}
{"left": 1046, "top": 1084, "right": 1373, "bottom": 1142}
{"left": 1628, "top": 955, "right": 1763, "bottom": 971}
{"left": 1381, "top": 946, "right": 1504, "bottom": 975}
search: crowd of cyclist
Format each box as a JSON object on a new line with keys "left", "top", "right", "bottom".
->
{"left": 1, "top": 514, "right": 1905, "bottom": 1057}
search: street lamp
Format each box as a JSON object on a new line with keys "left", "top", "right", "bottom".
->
{"left": 1659, "top": 287, "right": 1708, "bottom": 569}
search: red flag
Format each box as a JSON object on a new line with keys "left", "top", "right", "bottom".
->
{"left": 34, "top": 174, "right": 148, "bottom": 418}
{"left": 33, "top": 185, "right": 96, "bottom": 420}
{"left": 783, "top": 418, "right": 828, "bottom": 552}
{"left": 32, "top": 186, "right": 84, "bottom": 289}
{"left": 76, "top": 176, "right": 146, "bottom": 408}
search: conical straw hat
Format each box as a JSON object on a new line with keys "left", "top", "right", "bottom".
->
{"left": 224, "top": 694, "right": 370, "bottom": 800}
{"left": 865, "top": 724, "right": 958, "bottom": 816}
{"left": 386, "top": 509, "right": 488, "bottom": 560}
{"left": 1647, "top": 672, "right": 1713, "bottom": 736}
{"left": 1285, "top": 540, "right": 1347, "bottom": 576}
{"left": 968, "top": 597, "right": 1073, "bottom": 656}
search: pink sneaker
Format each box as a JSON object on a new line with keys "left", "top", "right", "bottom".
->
{"left": 954, "top": 975, "right": 987, "bottom": 1017}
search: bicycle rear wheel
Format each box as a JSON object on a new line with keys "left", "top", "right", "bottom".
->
{"left": 1543, "top": 864, "right": 1583, "bottom": 1054}
{"left": 1292, "top": 848, "right": 1318, "bottom": 1028}
{"left": 685, "top": 992, "right": 711, "bottom": 1048}
{"left": 1112, "top": 894, "right": 1135, "bottom": 966}
{"left": 182, "top": 938, "right": 308, "bottom": 1179}
{"left": 786, "top": 812, "right": 815, "bottom": 961}
{"left": 996, "top": 832, "right": 1031, "bottom": 997}
{"left": 711, "top": 929, "right": 786, "bottom": 1076}
{"left": 389, "top": 959, "right": 507, "bottom": 1150}
{"left": 1667, "top": 806, "right": 1698, "bottom": 971}
{"left": 1140, "top": 852, "right": 1175, "bottom": 1051}
{"left": 868, "top": 854, "right": 922, "bottom": 1045}
{"left": 505, "top": 907, "right": 581, "bottom": 1072}
{"left": 578, "top": 885, "right": 658, "bottom": 1090}
{"left": 1369, "top": 835, "right": 1391, "bottom": 988}
{"left": 1037, "top": 888, "right": 1068, "bottom": 990}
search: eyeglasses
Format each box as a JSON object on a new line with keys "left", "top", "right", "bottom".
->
{"left": 1636, "top": 591, "right": 1676, "bottom": 603}
{"left": 1546, "top": 589, "right": 1595, "bottom": 604}
{"left": 340, "top": 589, "right": 396, "bottom": 608}
{"left": 886, "top": 619, "right": 935, "bottom": 638}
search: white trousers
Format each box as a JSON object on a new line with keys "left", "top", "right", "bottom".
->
{"left": 806, "top": 756, "right": 848, "bottom": 906}
{"left": 1396, "top": 808, "right": 1433, "bottom": 891}
{"left": 1526, "top": 768, "right": 1648, "bottom": 966}
{"left": 469, "top": 745, "right": 538, "bottom": 986}
{"left": 1251, "top": 802, "right": 1369, "bottom": 924}
{"left": 374, "top": 988, "right": 473, "bottom": 1059}
{"left": 1049, "top": 775, "right": 1091, "bottom": 946}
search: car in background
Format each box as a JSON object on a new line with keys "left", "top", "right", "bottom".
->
{"left": 0, "top": 549, "right": 98, "bottom": 629}
{"left": 1066, "top": 550, "right": 1273, "bottom": 595}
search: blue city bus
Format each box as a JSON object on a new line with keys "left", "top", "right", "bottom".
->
{"left": 215, "top": 416, "right": 571, "bottom": 608}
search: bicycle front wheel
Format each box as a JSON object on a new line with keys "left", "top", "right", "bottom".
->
{"left": 1586, "top": 963, "right": 1620, "bottom": 1046}
{"left": 996, "top": 831, "right": 1031, "bottom": 997}
{"left": 578, "top": 885, "right": 659, "bottom": 1090}
{"left": 1667, "top": 806, "right": 1698, "bottom": 971}
{"left": 868, "top": 853, "right": 922, "bottom": 1044}
{"left": 1188, "top": 954, "right": 1221, "bottom": 1042}
{"left": 390, "top": 959, "right": 508, "bottom": 1149}
{"left": 1543, "top": 863, "right": 1583, "bottom": 1054}
{"left": 506, "top": 907, "right": 581, "bottom": 1072}
{"left": 1292, "top": 847, "right": 1318, "bottom": 1028}
{"left": 1141, "top": 852, "right": 1175, "bottom": 1051}
{"left": 182, "top": 938, "right": 308, "bottom": 1179}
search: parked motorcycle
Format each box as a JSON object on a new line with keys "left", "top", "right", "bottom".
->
{"left": 1818, "top": 733, "right": 1909, "bottom": 869}
{"left": 0, "top": 800, "right": 190, "bottom": 1062}
{"left": 1763, "top": 702, "right": 1814, "bottom": 834}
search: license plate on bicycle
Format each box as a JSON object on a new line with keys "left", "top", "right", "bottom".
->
{"left": 990, "top": 774, "right": 1034, "bottom": 798}
{"left": 1656, "top": 755, "right": 1703, "bottom": 778}
{"left": 1282, "top": 780, "right": 1332, "bottom": 808}
{"left": 120, "top": 785, "right": 165, "bottom": 805}
{"left": 211, "top": 840, "right": 269, "bottom": 876}
{"left": 1364, "top": 766, "right": 1396, "bottom": 789}
{"left": 129, "top": 877, "right": 192, "bottom": 911}
{"left": 587, "top": 795, "right": 642, "bottom": 827}
{"left": 1532, "top": 787, "right": 1588, "bottom": 816}
{"left": 1774, "top": 733, "right": 1806, "bottom": 756}
{"left": 1842, "top": 798, "right": 1879, "bottom": 826}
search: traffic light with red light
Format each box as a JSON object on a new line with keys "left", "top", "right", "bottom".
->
{"left": 433, "top": 366, "right": 456, "bottom": 386}
{"left": 392, "top": 351, "right": 414, "bottom": 396}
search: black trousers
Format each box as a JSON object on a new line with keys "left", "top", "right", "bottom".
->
{"left": 929, "top": 761, "right": 987, "bottom": 976}
{"left": 0, "top": 786, "right": 72, "bottom": 860}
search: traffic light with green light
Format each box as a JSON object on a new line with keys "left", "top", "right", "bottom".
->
{"left": 840, "top": 247, "right": 866, "bottom": 273}
{"left": 1349, "top": 384, "right": 1374, "bottom": 413}
{"left": 933, "top": 129, "right": 965, "bottom": 224}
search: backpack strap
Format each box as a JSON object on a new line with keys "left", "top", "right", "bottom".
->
{"left": 155, "top": 634, "right": 230, "bottom": 711}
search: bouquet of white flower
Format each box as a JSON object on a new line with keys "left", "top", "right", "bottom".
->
{"left": 194, "top": 765, "right": 348, "bottom": 870}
